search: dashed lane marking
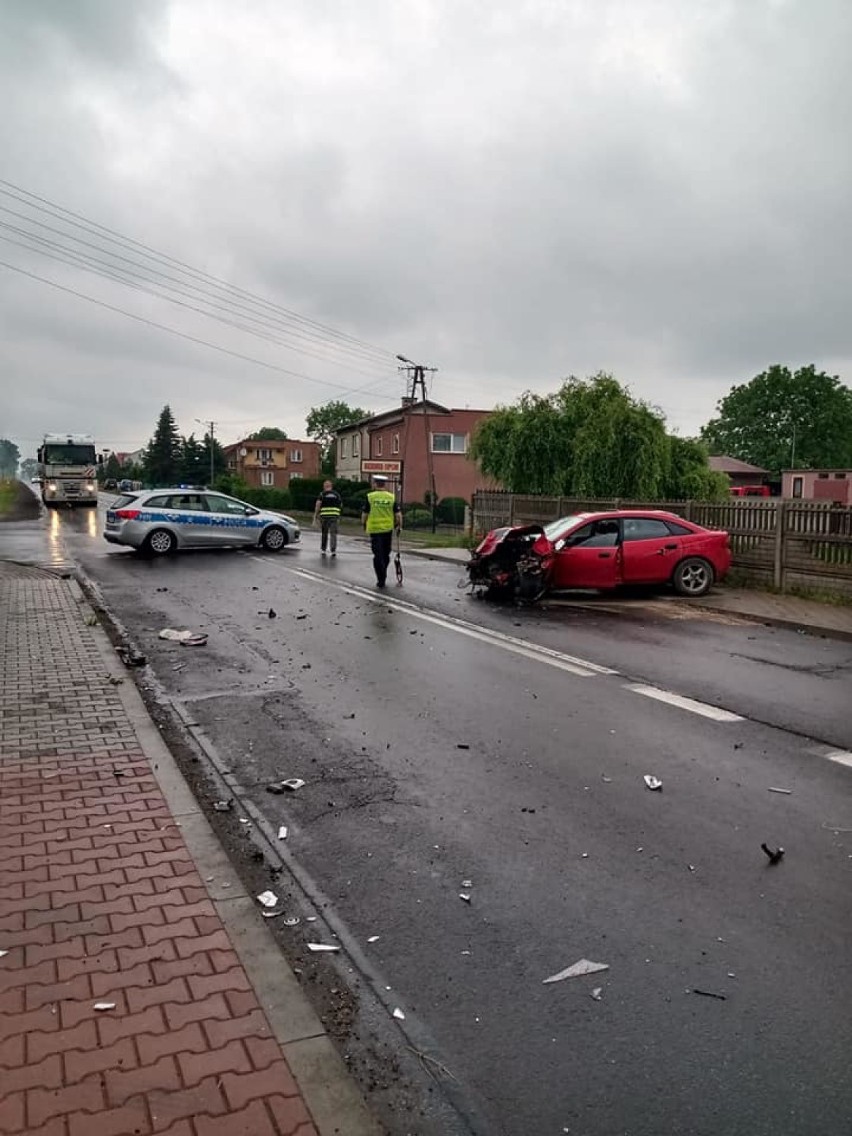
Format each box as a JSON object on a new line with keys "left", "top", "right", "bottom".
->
{"left": 287, "top": 565, "right": 617, "bottom": 679}
{"left": 824, "top": 749, "right": 852, "bottom": 769}
{"left": 624, "top": 683, "right": 744, "bottom": 722}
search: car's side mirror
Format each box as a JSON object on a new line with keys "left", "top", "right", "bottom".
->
{"left": 244, "top": 506, "right": 256, "bottom": 515}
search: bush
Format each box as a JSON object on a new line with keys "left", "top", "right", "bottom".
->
{"left": 436, "top": 496, "right": 467, "bottom": 525}
{"left": 402, "top": 503, "right": 433, "bottom": 529}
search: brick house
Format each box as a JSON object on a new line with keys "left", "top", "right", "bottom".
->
{"left": 222, "top": 437, "right": 321, "bottom": 489}
{"left": 708, "top": 455, "right": 769, "bottom": 489}
{"left": 782, "top": 468, "right": 852, "bottom": 504}
{"left": 335, "top": 399, "right": 496, "bottom": 503}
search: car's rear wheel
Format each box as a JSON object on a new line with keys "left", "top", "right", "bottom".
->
{"left": 260, "top": 525, "right": 287, "bottom": 551}
{"left": 673, "top": 556, "right": 714, "bottom": 597}
{"left": 143, "top": 528, "right": 177, "bottom": 557}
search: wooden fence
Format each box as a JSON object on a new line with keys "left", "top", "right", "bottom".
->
{"left": 471, "top": 491, "right": 852, "bottom": 598}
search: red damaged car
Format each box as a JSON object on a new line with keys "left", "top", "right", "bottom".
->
{"left": 467, "top": 511, "right": 732, "bottom": 602}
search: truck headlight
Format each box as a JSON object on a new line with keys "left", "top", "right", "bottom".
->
{"left": 48, "top": 483, "right": 57, "bottom": 492}
{"left": 86, "top": 483, "right": 95, "bottom": 492}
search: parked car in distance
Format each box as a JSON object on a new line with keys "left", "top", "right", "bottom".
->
{"left": 467, "top": 510, "right": 731, "bottom": 601}
{"left": 103, "top": 488, "right": 300, "bottom": 556}
{"left": 102, "top": 478, "right": 118, "bottom": 491}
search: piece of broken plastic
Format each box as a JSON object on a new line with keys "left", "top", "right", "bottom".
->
{"left": 590, "top": 987, "right": 603, "bottom": 1000}
{"left": 257, "top": 890, "right": 279, "bottom": 908}
{"left": 643, "top": 775, "right": 663, "bottom": 791}
{"left": 307, "top": 943, "right": 340, "bottom": 952}
{"left": 93, "top": 1002, "right": 116, "bottom": 1011}
{"left": 367, "top": 935, "right": 380, "bottom": 943}
{"left": 281, "top": 778, "right": 305, "bottom": 791}
{"left": 543, "top": 958, "right": 610, "bottom": 984}
{"left": 459, "top": 892, "right": 471, "bottom": 903}
{"left": 392, "top": 1007, "right": 406, "bottom": 1020}
{"left": 212, "top": 800, "right": 233, "bottom": 812}
{"left": 158, "top": 628, "right": 208, "bottom": 646}
{"left": 277, "top": 826, "right": 288, "bottom": 840}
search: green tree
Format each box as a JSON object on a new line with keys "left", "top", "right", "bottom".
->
{"left": 142, "top": 406, "right": 182, "bottom": 487}
{"left": 663, "top": 437, "right": 729, "bottom": 500}
{"left": 0, "top": 439, "right": 20, "bottom": 477}
{"left": 471, "top": 373, "right": 726, "bottom": 500}
{"left": 700, "top": 364, "right": 852, "bottom": 476}
{"left": 247, "top": 427, "right": 288, "bottom": 441}
{"left": 101, "top": 453, "right": 123, "bottom": 482}
{"left": 306, "top": 400, "right": 370, "bottom": 472}
{"left": 179, "top": 434, "right": 206, "bottom": 483}
{"left": 19, "top": 457, "right": 38, "bottom": 481}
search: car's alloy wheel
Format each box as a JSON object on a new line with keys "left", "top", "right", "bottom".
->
{"left": 145, "top": 529, "right": 176, "bottom": 556}
{"left": 673, "top": 557, "right": 713, "bottom": 597}
{"left": 261, "top": 525, "right": 287, "bottom": 551}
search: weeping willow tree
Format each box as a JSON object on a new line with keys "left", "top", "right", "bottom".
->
{"left": 471, "top": 373, "right": 728, "bottom": 500}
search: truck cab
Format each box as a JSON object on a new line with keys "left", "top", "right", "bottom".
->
{"left": 38, "top": 434, "right": 102, "bottom": 507}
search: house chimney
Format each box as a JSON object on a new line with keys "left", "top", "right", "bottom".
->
{"left": 401, "top": 396, "right": 415, "bottom": 408}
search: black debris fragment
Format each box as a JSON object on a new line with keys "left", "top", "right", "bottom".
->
{"left": 761, "top": 842, "right": 785, "bottom": 865}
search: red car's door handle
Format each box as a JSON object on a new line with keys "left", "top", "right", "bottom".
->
{"left": 656, "top": 543, "right": 678, "bottom": 554}
{"left": 598, "top": 552, "right": 612, "bottom": 558}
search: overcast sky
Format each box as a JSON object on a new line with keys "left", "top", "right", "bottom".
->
{"left": 2, "top": 0, "right": 850, "bottom": 459}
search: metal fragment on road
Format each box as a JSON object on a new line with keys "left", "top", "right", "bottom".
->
{"left": 159, "top": 628, "right": 206, "bottom": 643}
{"left": 543, "top": 958, "right": 609, "bottom": 984}
{"left": 543, "top": 958, "right": 608, "bottom": 986}
{"left": 461, "top": 879, "right": 472, "bottom": 888}
{"left": 257, "top": 890, "right": 279, "bottom": 908}
{"left": 392, "top": 1007, "right": 406, "bottom": 1020}
{"left": 307, "top": 943, "right": 340, "bottom": 952}
{"left": 692, "top": 989, "right": 727, "bottom": 1001}
{"left": 239, "top": 817, "right": 250, "bottom": 825}
{"left": 281, "top": 778, "right": 305, "bottom": 791}
{"left": 277, "top": 826, "right": 288, "bottom": 840}
{"left": 459, "top": 892, "right": 472, "bottom": 903}
{"left": 643, "top": 775, "right": 663, "bottom": 791}
{"left": 212, "top": 799, "right": 233, "bottom": 812}
{"left": 93, "top": 1002, "right": 116, "bottom": 1011}
{"left": 768, "top": 787, "right": 793, "bottom": 795}
{"left": 590, "top": 987, "right": 603, "bottom": 1001}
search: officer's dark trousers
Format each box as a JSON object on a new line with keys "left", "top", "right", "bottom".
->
{"left": 370, "top": 531, "right": 393, "bottom": 584}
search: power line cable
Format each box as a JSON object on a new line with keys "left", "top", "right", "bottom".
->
{"left": 0, "top": 179, "right": 397, "bottom": 365}
{"left": 0, "top": 257, "right": 402, "bottom": 402}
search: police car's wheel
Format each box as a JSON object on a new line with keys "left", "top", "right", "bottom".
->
{"left": 145, "top": 529, "right": 176, "bottom": 556}
{"left": 260, "top": 525, "right": 287, "bottom": 551}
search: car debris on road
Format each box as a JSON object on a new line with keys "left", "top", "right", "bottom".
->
{"left": 307, "top": 943, "right": 340, "bottom": 953}
{"left": 257, "top": 890, "right": 279, "bottom": 908}
{"left": 212, "top": 799, "right": 233, "bottom": 812}
{"left": 543, "top": 958, "right": 610, "bottom": 984}
{"left": 644, "top": 775, "right": 663, "bottom": 791}
{"left": 761, "top": 842, "right": 785, "bottom": 865}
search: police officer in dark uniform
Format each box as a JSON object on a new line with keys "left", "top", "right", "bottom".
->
{"left": 313, "top": 479, "right": 343, "bottom": 556}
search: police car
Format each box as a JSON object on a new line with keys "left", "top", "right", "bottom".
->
{"left": 103, "top": 487, "right": 300, "bottom": 555}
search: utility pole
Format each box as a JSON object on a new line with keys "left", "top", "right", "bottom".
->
{"left": 396, "top": 355, "right": 438, "bottom": 531}
{"left": 195, "top": 419, "right": 217, "bottom": 487}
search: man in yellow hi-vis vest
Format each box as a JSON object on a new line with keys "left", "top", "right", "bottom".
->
{"left": 361, "top": 474, "right": 401, "bottom": 588}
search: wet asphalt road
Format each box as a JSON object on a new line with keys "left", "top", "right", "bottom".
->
{"left": 5, "top": 499, "right": 852, "bottom": 1136}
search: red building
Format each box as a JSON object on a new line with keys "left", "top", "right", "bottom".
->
{"left": 335, "top": 400, "right": 496, "bottom": 504}
{"left": 222, "top": 437, "right": 321, "bottom": 488}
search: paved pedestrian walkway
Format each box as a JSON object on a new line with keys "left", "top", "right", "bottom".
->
{"left": 0, "top": 563, "right": 373, "bottom": 1136}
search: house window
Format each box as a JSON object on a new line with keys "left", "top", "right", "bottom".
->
{"left": 290, "top": 472, "right": 302, "bottom": 480}
{"left": 818, "top": 472, "right": 829, "bottom": 479}
{"left": 257, "top": 448, "right": 273, "bottom": 462}
{"left": 431, "top": 433, "right": 467, "bottom": 454}
{"left": 260, "top": 471, "right": 274, "bottom": 486}
{"left": 392, "top": 433, "right": 400, "bottom": 455}
{"left": 290, "top": 449, "right": 303, "bottom": 463}
{"left": 376, "top": 436, "right": 383, "bottom": 457}
{"left": 227, "top": 459, "right": 235, "bottom": 470}
{"left": 352, "top": 435, "right": 359, "bottom": 458}
{"left": 340, "top": 438, "right": 348, "bottom": 459}
{"left": 792, "top": 476, "right": 803, "bottom": 498}
{"left": 834, "top": 472, "right": 847, "bottom": 479}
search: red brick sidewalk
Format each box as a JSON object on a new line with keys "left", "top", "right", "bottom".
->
{"left": 0, "top": 565, "right": 318, "bottom": 1136}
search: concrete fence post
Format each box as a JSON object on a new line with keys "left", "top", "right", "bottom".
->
{"left": 773, "top": 500, "right": 785, "bottom": 591}
{"left": 508, "top": 495, "right": 515, "bottom": 525}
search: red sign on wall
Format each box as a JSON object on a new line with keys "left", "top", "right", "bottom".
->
{"left": 362, "top": 460, "right": 402, "bottom": 474}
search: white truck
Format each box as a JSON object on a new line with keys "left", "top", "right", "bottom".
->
{"left": 37, "top": 433, "right": 102, "bottom": 507}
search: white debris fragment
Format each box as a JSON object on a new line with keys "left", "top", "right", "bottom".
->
{"left": 590, "top": 987, "right": 603, "bottom": 1001}
{"left": 93, "top": 1002, "right": 116, "bottom": 1011}
{"left": 307, "top": 943, "right": 340, "bottom": 953}
{"left": 459, "top": 893, "right": 472, "bottom": 903}
{"left": 257, "top": 890, "right": 279, "bottom": 908}
{"left": 0, "top": 950, "right": 8, "bottom": 959}
{"left": 768, "top": 786, "right": 793, "bottom": 795}
{"left": 392, "top": 1007, "right": 406, "bottom": 1020}
{"left": 277, "top": 826, "right": 288, "bottom": 840}
{"left": 461, "top": 879, "right": 472, "bottom": 888}
{"left": 367, "top": 935, "right": 380, "bottom": 943}
{"left": 643, "top": 775, "right": 663, "bottom": 791}
{"left": 543, "top": 958, "right": 610, "bottom": 984}
{"left": 282, "top": 778, "right": 305, "bottom": 791}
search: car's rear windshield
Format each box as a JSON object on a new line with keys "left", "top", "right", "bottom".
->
{"left": 110, "top": 495, "right": 139, "bottom": 509}
{"left": 543, "top": 515, "right": 585, "bottom": 540}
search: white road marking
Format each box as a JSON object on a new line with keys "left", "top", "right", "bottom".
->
{"left": 625, "top": 683, "right": 744, "bottom": 722}
{"left": 287, "top": 566, "right": 617, "bottom": 678}
{"left": 825, "top": 750, "right": 852, "bottom": 769}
